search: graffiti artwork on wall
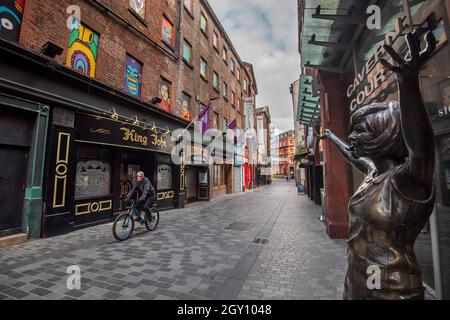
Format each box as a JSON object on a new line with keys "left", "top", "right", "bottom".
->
{"left": 124, "top": 54, "right": 142, "bottom": 97}
{"left": 0, "top": 0, "right": 25, "bottom": 42}
{"left": 161, "top": 16, "right": 174, "bottom": 46}
{"left": 129, "top": 0, "right": 145, "bottom": 19}
{"left": 67, "top": 22, "right": 99, "bottom": 78}
{"left": 181, "top": 92, "right": 191, "bottom": 121}
{"left": 159, "top": 77, "right": 172, "bottom": 113}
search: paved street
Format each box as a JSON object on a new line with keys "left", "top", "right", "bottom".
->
{"left": 0, "top": 181, "right": 347, "bottom": 300}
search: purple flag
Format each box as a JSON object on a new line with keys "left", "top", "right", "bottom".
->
{"left": 198, "top": 102, "right": 211, "bottom": 119}
{"left": 199, "top": 103, "right": 210, "bottom": 134}
{"left": 228, "top": 119, "right": 237, "bottom": 130}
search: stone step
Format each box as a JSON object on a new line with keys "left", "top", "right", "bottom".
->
{"left": 0, "top": 233, "right": 27, "bottom": 249}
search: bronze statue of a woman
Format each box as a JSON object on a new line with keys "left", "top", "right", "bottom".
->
{"left": 321, "top": 31, "right": 437, "bottom": 300}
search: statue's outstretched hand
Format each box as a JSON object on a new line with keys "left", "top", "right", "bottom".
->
{"left": 315, "top": 129, "right": 332, "bottom": 140}
{"left": 380, "top": 31, "right": 436, "bottom": 81}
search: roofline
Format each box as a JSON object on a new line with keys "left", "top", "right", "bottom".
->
{"left": 243, "top": 62, "right": 258, "bottom": 94}
{"left": 201, "top": 0, "right": 247, "bottom": 70}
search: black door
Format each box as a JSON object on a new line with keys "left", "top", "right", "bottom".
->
{"left": 0, "top": 145, "right": 28, "bottom": 236}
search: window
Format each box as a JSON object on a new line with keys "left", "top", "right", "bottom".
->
{"left": 161, "top": 16, "right": 174, "bottom": 47}
{"left": 129, "top": 0, "right": 145, "bottom": 19}
{"left": 200, "top": 13, "right": 207, "bottom": 34}
{"left": 244, "top": 79, "right": 248, "bottom": 94}
{"left": 222, "top": 47, "right": 227, "bottom": 63}
{"left": 213, "top": 72, "right": 219, "bottom": 90}
{"left": 212, "top": 111, "right": 219, "bottom": 129}
{"left": 184, "top": 0, "right": 193, "bottom": 13}
{"left": 213, "top": 31, "right": 219, "bottom": 50}
{"left": 75, "top": 146, "right": 112, "bottom": 199}
{"left": 183, "top": 39, "right": 192, "bottom": 64}
{"left": 200, "top": 57, "right": 207, "bottom": 80}
{"left": 213, "top": 165, "right": 225, "bottom": 186}
{"left": 230, "top": 59, "right": 235, "bottom": 74}
{"left": 231, "top": 91, "right": 236, "bottom": 107}
{"left": 67, "top": 22, "right": 99, "bottom": 78}
{"left": 223, "top": 82, "right": 228, "bottom": 100}
{"left": 124, "top": 54, "right": 143, "bottom": 97}
{"left": 159, "top": 77, "right": 172, "bottom": 113}
{"left": 181, "top": 92, "right": 191, "bottom": 121}
{"left": 157, "top": 161, "right": 172, "bottom": 190}
{"left": 237, "top": 68, "right": 240, "bottom": 82}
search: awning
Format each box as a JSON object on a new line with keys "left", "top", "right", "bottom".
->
{"left": 294, "top": 151, "right": 309, "bottom": 162}
{"left": 299, "top": 0, "right": 426, "bottom": 73}
{"left": 298, "top": 75, "right": 320, "bottom": 125}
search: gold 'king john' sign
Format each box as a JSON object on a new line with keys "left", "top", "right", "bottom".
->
{"left": 120, "top": 127, "right": 148, "bottom": 147}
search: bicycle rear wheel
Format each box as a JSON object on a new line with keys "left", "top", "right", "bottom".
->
{"left": 144, "top": 208, "right": 159, "bottom": 231}
{"left": 112, "top": 212, "right": 135, "bottom": 241}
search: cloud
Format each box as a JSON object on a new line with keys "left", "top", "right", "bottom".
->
{"left": 209, "top": 0, "right": 300, "bottom": 132}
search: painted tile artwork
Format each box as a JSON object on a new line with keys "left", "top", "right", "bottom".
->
{"left": 159, "top": 77, "right": 172, "bottom": 113}
{"left": 0, "top": 0, "right": 26, "bottom": 42}
{"left": 129, "top": 0, "right": 145, "bottom": 19}
{"left": 161, "top": 17, "right": 174, "bottom": 46}
{"left": 124, "top": 54, "right": 142, "bottom": 97}
{"left": 181, "top": 93, "right": 191, "bottom": 121}
{"left": 66, "top": 21, "right": 99, "bottom": 78}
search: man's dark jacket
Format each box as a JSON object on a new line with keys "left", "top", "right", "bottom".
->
{"left": 126, "top": 177, "right": 156, "bottom": 209}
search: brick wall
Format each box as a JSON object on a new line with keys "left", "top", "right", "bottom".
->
{"left": 16, "top": 0, "right": 250, "bottom": 126}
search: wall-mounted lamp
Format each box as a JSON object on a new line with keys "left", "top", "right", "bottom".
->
{"left": 150, "top": 97, "right": 162, "bottom": 105}
{"left": 41, "top": 41, "right": 64, "bottom": 58}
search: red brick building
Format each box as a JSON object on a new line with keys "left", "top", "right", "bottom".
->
{"left": 0, "top": 0, "right": 257, "bottom": 239}
{"left": 278, "top": 130, "right": 295, "bottom": 177}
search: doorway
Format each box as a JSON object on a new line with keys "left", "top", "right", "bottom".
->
{"left": 119, "top": 162, "right": 141, "bottom": 210}
{"left": 0, "top": 145, "right": 28, "bottom": 236}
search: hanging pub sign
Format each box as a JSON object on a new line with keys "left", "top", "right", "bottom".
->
{"left": 75, "top": 113, "right": 174, "bottom": 154}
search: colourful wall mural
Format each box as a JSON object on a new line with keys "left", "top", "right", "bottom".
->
{"left": 124, "top": 54, "right": 142, "bottom": 97}
{"left": 0, "top": 0, "right": 26, "bottom": 42}
{"left": 181, "top": 93, "right": 191, "bottom": 121}
{"left": 66, "top": 21, "right": 99, "bottom": 78}
{"left": 129, "top": 0, "right": 145, "bottom": 19}
{"left": 161, "top": 17, "right": 174, "bottom": 46}
{"left": 159, "top": 77, "right": 172, "bottom": 113}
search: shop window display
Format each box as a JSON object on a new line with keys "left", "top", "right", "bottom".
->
{"left": 75, "top": 146, "right": 111, "bottom": 198}
{"left": 157, "top": 163, "right": 172, "bottom": 190}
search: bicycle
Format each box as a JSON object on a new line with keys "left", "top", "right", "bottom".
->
{"left": 112, "top": 199, "right": 159, "bottom": 241}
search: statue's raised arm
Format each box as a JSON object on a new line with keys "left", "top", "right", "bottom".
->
{"left": 380, "top": 31, "right": 436, "bottom": 199}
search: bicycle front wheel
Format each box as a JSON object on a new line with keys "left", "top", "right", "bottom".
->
{"left": 112, "top": 212, "right": 135, "bottom": 241}
{"left": 144, "top": 208, "right": 159, "bottom": 231}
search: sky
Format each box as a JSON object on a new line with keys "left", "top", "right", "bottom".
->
{"left": 208, "top": 0, "right": 299, "bottom": 132}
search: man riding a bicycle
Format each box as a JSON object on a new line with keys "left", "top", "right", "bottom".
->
{"left": 124, "top": 171, "right": 156, "bottom": 223}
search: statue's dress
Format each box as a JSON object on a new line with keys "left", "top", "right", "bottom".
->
{"left": 344, "top": 162, "right": 434, "bottom": 300}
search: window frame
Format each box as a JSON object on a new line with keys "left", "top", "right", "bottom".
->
{"left": 200, "top": 57, "right": 208, "bottom": 81}
{"left": 182, "top": 38, "right": 193, "bottom": 66}
{"left": 223, "top": 81, "right": 228, "bottom": 101}
{"left": 222, "top": 46, "right": 228, "bottom": 65}
{"left": 200, "top": 12, "right": 208, "bottom": 37}
{"left": 161, "top": 15, "right": 175, "bottom": 49}
{"left": 213, "top": 71, "right": 220, "bottom": 92}
{"left": 213, "top": 30, "right": 219, "bottom": 52}
{"left": 183, "top": 0, "right": 194, "bottom": 16}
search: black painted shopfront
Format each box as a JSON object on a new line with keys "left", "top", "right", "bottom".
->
{"left": 44, "top": 112, "right": 185, "bottom": 236}
{"left": 0, "top": 37, "right": 196, "bottom": 238}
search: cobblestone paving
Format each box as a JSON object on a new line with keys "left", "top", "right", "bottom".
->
{"left": 0, "top": 181, "right": 347, "bottom": 300}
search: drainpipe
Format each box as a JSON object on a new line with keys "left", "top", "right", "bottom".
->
{"left": 176, "top": 0, "right": 182, "bottom": 56}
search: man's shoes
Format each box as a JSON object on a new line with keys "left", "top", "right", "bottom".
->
{"left": 137, "top": 217, "right": 145, "bottom": 224}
